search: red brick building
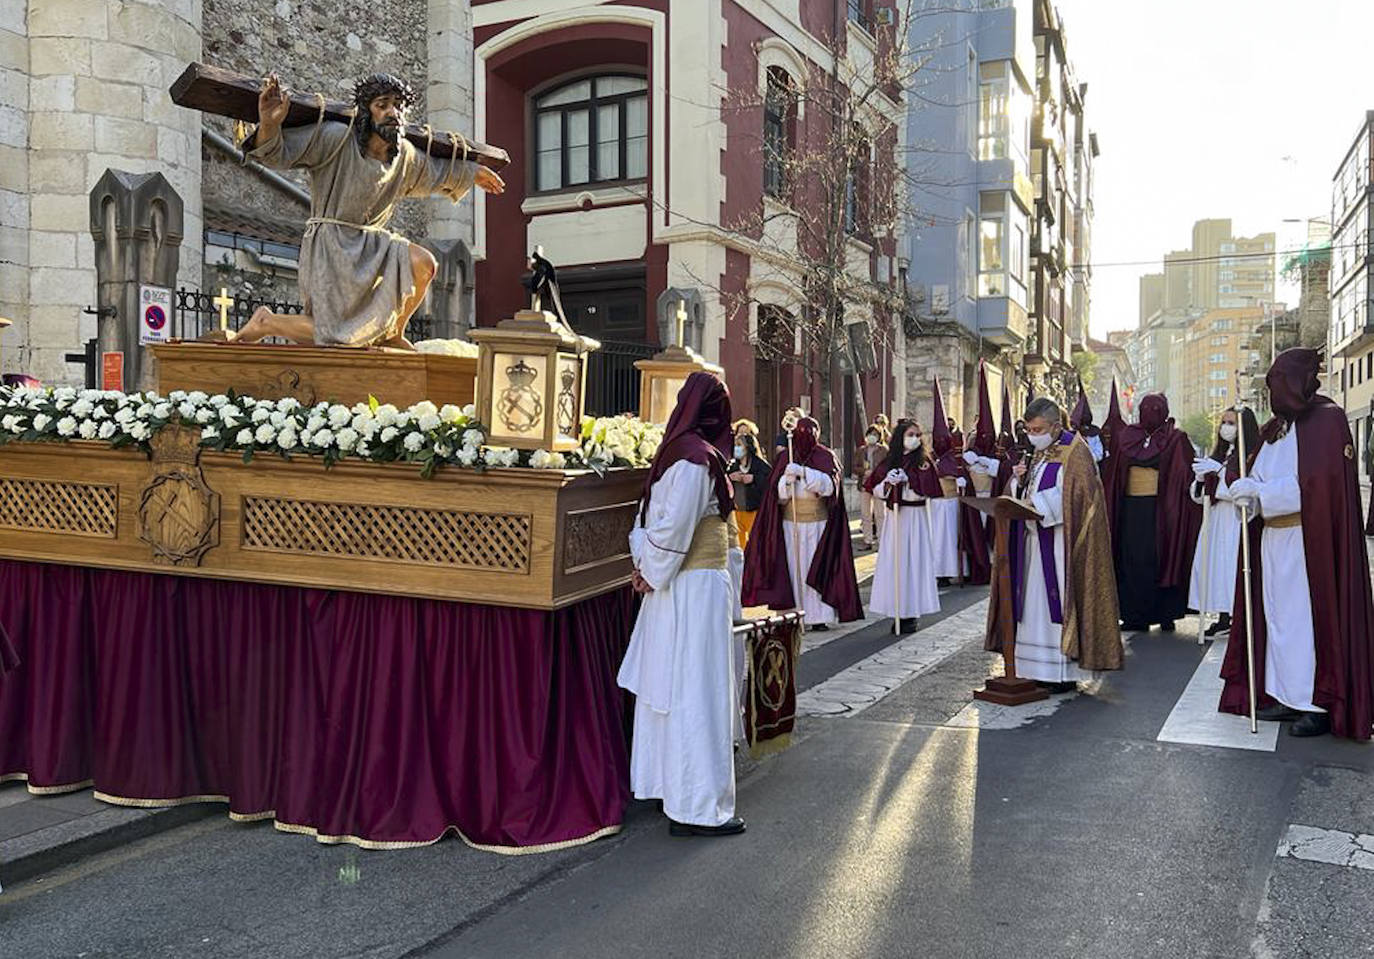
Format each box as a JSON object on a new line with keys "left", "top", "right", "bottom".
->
{"left": 472, "top": 0, "right": 905, "bottom": 454}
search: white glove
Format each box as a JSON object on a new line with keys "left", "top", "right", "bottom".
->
{"left": 1192, "top": 457, "right": 1223, "bottom": 478}
{"left": 969, "top": 461, "right": 988, "bottom": 476}
{"left": 955, "top": 476, "right": 967, "bottom": 490}
{"left": 785, "top": 462, "right": 805, "bottom": 480}
{"left": 886, "top": 468, "right": 908, "bottom": 485}
{"left": 1227, "top": 477, "right": 1260, "bottom": 502}
{"left": 962, "top": 450, "right": 979, "bottom": 465}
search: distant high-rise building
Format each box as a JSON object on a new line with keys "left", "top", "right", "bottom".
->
{"left": 1138, "top": 273, "right": 1164, "bottom": 328}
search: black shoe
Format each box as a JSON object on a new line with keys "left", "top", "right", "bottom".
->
{"left": 1036, "top": 680, "right": 1078, "bottom": 694}
{"left": 1204, "top": 616, "right": 1232, "bottom": 637}
{"left": 1159, "top": 621, "right": 1176, "bottom": 633}
{"left": 1256, "top": 704, "right": 1302, "bottom": 722}
{"left": 669, "top": 817, "right": 746, "bottom": 838}
{"left": 937, "top": 577, "right": 951, "bottom": 588}
{"left": 810, "top": 623, "right": 830, "bottom": 633}
{"left": 899, "top": 617, "right": 918, "bottom": 634}
{"left": 1288, "top": 713, "right": 1331, "bottom": 737}
{"left": 1121, "top": 622, "right": 1148, "bottom": 633}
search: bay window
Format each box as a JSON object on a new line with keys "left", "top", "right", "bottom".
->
{"left": 977, "top": 192, "right": 1028, "bottom": 307}
{"left": 533, "top": 75, "right": 648, "bottom": 192}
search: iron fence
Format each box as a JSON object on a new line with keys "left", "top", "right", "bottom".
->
{"left": 585, "top": 339, "right": 657, "bottom": 417}
{"left": 173, "top": 287, "right": 439, "bottom": 343}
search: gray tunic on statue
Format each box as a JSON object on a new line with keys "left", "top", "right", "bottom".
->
{"left": 247, "top": 120, "right": 477, "bottom": 346}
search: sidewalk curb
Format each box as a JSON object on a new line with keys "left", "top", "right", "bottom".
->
{"left": 1, "top": 799, "right": 217, "bottom": 888}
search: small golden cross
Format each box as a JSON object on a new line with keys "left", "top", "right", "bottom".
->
{"left": 212, "top": 287, "right": 235, "bottom": 332}
{"left": 675, "top": 299, "right": 688, "bottom": 348}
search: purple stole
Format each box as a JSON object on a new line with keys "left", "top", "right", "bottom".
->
{"left": 1010, "top": 433, "right": 1070, "bottom": 625}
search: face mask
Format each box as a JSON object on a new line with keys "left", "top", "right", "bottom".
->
{"left": 1219, "top": 424, "right": 1237, "bottom": 442}
{"left": 733, "top": 445, "right": 744, "bottom": 459}
{"left": 1028, "top": 431, "right": 1055, "bottom": 451}
{"left": 903, "top": 434, "right": 920, "bottom": 451}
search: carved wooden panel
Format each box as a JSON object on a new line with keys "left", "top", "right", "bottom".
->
{"left": 241, "top": 497, "right": 532, "bottom": 572}
{"left": 0, "top": 478, "right": 118, "bottom": 538}
{"left": 138, "top": 427, "right": 221, "bottom": 567}
{"left": 562, "top": 501, "right": 637, "bottom": 574}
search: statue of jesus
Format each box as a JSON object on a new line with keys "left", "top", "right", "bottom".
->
{"left": 211, "top": 72, "right": 504, "bottom": 350}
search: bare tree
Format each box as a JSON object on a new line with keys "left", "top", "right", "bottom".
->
{"left": 677, "top": 0, "right": 962, "bottom": 444}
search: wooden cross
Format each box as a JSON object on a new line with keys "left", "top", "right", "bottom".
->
{"left": 675, "top": 299, "right": 688, "bottom": 349}
{"left": 212, "top": 288, "right": 235, "bottom": 332}
{"left": 168, "top": 62, "right": 510, "bottom": 171}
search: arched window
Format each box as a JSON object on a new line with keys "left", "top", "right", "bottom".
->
{"left": 533, "top": 74, "right": 648, "bottom": 192}
{"left": 763, "top": 67, "right": 795, "bottom": 199}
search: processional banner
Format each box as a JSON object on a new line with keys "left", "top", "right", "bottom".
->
{"left": 739, "top": 613, "right": 803, "bottom": 759}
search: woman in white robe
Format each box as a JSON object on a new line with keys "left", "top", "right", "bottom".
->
{"left": 777, "top": 463, "right": 840, "bottom": 626}
{"left": 869, "top": 421, "right": 941, "bottom": 632}
{"left": 1187, "top": 408, "right": 1254, "bottom": 636}
{"left": 617, "top": 372, "right": 746, "bottom": 837}
{"left": 1229, "top": 426, "right": 1321, "bottom": 716}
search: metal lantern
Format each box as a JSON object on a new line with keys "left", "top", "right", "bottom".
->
{"left": 470, "top": 309, "right": 598, "bottom": 452}
{"left": 634, "top": 300, "right": 723, "bottom": 424}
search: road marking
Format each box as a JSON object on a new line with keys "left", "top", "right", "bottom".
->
{"left": 797, "top": 599, "right": 988, "bottom": 717}
{"left": 1156, "top": 634, "right": 1280, "bottom": 752}
{"left": 1276, "top": 824, "right": 1374, "bottom": 871}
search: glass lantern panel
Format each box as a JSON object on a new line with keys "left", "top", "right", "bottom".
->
{"left": 488, "top": 352, "right": 549, "bottom": 444}
{"left": 649, "top": 374, "right": 689, "bottom": 425}
{"left": 555, "top": 354, "right": 583, "bottom": 440}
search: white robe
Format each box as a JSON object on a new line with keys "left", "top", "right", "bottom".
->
{"left": 778, "top": 466, "right": 839, "bottom": 625}
{"left": 929, "top": 493, "right": 963, "bottom": 578}
{"left": 1188, "top": 472, "right": 1243, "bottom": 613}
{"left": 1015, "top": 454, "right": 1093, "bottom": 684}
{"left": 869, "top": 477, "right": 941, "bottom": 619}
{"left": 1084, "top": 434, "right": 1104, "bottom": 463}
{"left": 1250, "top": 429, "right": 1321, "bottom": 713}
{"left": 618, "top": 460, "right": 744, "bottom": 826}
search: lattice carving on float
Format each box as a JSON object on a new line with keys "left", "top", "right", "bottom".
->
{"left": 240, "top": 496, "right": 532, "bottom": 571}
{"left": 0, "top": 478, "right": 118, "bottom": 538}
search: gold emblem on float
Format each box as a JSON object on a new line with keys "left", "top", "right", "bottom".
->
{"left": 756, "top": 635, "right": 790, "bottom": 711}
{"left": 498, "top": 358, "right": 543, "bottom": 433}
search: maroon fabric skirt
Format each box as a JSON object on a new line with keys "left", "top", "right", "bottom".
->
{"left": 0, "top": 559, "right": 632, "bottom": 852}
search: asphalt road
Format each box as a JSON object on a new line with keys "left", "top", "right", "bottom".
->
{"left": 2, "top": 598, "right": 1372, "bottom": 959}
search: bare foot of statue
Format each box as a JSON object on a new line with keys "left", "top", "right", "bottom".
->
{"left": 377, "top": 334, "right": 416, "bottom": 352}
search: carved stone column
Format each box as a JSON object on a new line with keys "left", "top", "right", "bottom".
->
{"left": 89, "top": 170, "right": 184, "bottom": 391}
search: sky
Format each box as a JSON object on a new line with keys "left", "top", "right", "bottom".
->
{"left": 1052, "top": 0, "right": 1374, "bottom": 339}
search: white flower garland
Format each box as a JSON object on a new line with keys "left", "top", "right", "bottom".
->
{"left": 0, "top": 386, "right": 664, "bottom": 476}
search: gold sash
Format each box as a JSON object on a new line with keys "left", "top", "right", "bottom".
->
{"left": 1126, "top": 466, "right": 1159, "bottom": 497}
{"left": 785, "top": 497, "right": 829, "bottom": 523}
{"left": 682, "top": 514, "right": 737, "bottom": 571}
{"left": 939, "top": 476, "right": 960, "bottom": 497}
{"left": 1265, "top": 512, "right": 1301, "bottom": 530}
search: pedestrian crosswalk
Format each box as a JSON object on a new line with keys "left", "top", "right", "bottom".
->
{"left": 1156, "top": 635, "right": 1280, "bottom": 752}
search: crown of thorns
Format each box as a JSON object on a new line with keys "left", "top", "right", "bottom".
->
{"left": 353, "top": 73, "right": 416, "bottom": 109}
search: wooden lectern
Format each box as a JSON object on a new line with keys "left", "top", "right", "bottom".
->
{"left": 962, "top": 495, "right": 1050, "bottom": 706}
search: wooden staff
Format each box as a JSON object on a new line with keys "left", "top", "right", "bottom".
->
{"left": 781, "top": 410, "right": 803, "bottom": 614}
{"left": 1235, "top": 398, "right": 1258, "bottom": 733}
{"left": 1197, "top": 489, "right": 1212, "bottom": 646}
{"left": 890, "top": 492, "right": 901, "bottom": 636}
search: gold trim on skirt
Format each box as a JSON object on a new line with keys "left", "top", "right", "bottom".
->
{"left": 1126, "top": 466, "right": 1159, "bottom": 496}
{"left": 82, "top": 788, "right": 623, "bottom": 855}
